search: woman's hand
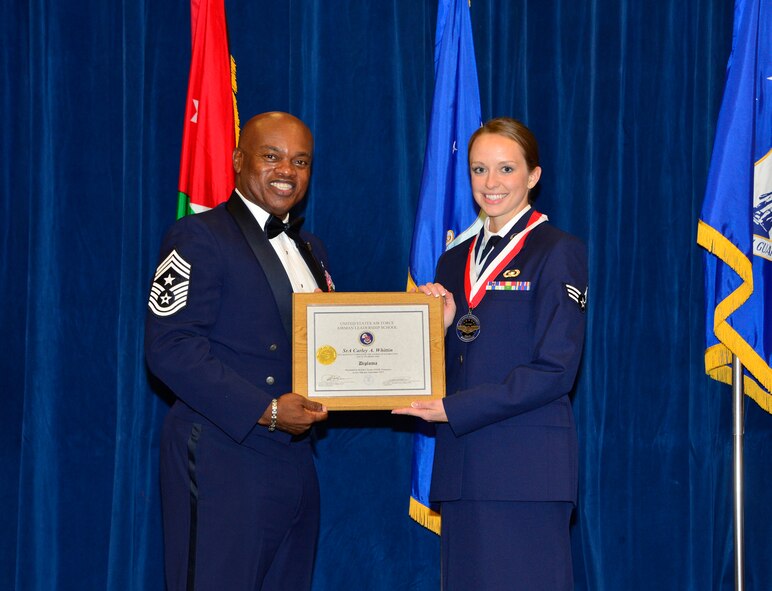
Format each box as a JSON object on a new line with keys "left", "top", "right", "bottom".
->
{"left": 391, "top": 399, "right": 448, "bottom": 423}
{"left": 417, "top": 282, "right": 456, "bottom": 332}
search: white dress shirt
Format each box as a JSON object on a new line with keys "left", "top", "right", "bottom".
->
{"left": 473, "top": 205, "right": 532, "bottom": 280}
{"left": 236, "top": 190, "right": 319, "bottom": 293}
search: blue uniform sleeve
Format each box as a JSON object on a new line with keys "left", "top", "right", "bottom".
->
{"left": 443, "top": 235, "right": 588, "bottom": 436}
{"left": 144, "top": 217, "right": 270, "bottom": 443}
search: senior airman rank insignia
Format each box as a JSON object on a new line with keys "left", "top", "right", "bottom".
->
{"left": 564, "top": 283, "right": 587, "bottom": 312}
{"left": 148, "top": 249, "right": 191, "bottom": 317}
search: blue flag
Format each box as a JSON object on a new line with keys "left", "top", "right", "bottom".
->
{"left": 698, "top": 0, "right": 772, "bottom": 410}
{"left": 407, "top": 0, "right": 482, "bottom": 533}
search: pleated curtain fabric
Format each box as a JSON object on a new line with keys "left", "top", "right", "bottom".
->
{"left": 7, "top": 1, "right": 770, "bottom": 590}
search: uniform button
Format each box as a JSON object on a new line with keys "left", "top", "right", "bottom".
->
{"left": 459, "top": 355, "right": 464, "bottom": 364}
{"left": 269, "top": 343, "right": 278, "bottom": 351}
{"left": 266, "top": 376, "right": 275, "bottom": 385}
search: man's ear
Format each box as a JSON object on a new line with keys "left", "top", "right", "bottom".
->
{"left": 232, "top": 148, "right": 243, "bottom": 173}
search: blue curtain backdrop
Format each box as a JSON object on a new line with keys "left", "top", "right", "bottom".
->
{"left": 5, "top": 0, "right": 771, "bottom": 590}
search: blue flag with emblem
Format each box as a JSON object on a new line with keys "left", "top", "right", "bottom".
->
{"left": 406, "top": 0, "right": 482, "bottom": 533}
{"left": 697, "top": 0, "right": 772, "bottom": 410}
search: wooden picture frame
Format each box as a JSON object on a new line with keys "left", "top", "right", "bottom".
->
{"left": 292, "top": 292, "right": 446, "bottom": 410}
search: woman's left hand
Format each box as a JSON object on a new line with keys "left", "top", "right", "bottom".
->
{"left": 391, "top": 399, "right": 448, "bottom": 422}
{"left": 416, "top": 282, "right": 456, "bottom": 332}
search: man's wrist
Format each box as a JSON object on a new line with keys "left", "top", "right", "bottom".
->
{"left": 268, "top": 398, "right": 278, "bottom": 431}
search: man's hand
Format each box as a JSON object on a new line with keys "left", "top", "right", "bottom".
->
{"left": 259, "top": 393, "right": 328, "bottom": 435}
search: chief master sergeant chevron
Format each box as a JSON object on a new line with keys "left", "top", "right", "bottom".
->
{"left": 145, "top": 112, "right": 331, "bottom": 591}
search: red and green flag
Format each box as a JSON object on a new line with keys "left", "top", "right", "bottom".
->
{"left": 177, "top": 0, "right": 240, "bottom": 219}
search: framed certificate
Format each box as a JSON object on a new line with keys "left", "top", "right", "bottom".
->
{"left": 292, "top": 292, "right": 446, "bottom": 410}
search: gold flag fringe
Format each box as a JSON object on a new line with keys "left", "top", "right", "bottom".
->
{"left": 697, "top": 220, "right": 772, "bottom": 412}
{"left": 409, "top": 497, "right": 441, "bottom": 535}
{"left": 230, "top": 54, "right": 240, "bottom": 144}
{"left": 406, "top": 271, "right": 418, "bottom": 292}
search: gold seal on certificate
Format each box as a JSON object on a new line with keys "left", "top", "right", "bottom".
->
{"left": 316, "top": 345, "right": 337, "bottom": 365}
{"left": 292, "top": 292, "right": 446, "bottom": 410}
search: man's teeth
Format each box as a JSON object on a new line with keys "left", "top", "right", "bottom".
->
{"left": 271, "top": 182, "right": 293, "bottom": 191}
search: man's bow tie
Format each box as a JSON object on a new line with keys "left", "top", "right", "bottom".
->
{"left": 265, "top": 215, "right": 304, "bottom": 239}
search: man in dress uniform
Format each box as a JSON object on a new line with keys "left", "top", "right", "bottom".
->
{"left": 145, "top": 112, "right": 331, "bottom": 591}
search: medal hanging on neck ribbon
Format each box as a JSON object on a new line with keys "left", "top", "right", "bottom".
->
{"left": 456, "top": 210, "right": 548, "bottom": 342}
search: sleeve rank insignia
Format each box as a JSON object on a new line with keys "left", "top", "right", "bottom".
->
{"left": 148, "top": 249, "right": 191, "bottom": 317}
{"left": 563, "top": 283, "right": 587, "bottom": 313}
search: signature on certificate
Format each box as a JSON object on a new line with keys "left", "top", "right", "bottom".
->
{"left": 320, "top": 374, "right": 350, "bottom": 386}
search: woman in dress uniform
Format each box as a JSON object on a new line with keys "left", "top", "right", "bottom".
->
{"left": 394, "top": 118, "right": 588, "bottom": 591}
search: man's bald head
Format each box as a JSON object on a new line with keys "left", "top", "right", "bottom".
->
{"left": 233, "top": 112, "right": 314, "bottom": 217}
